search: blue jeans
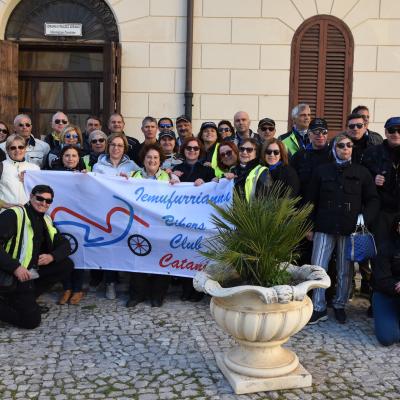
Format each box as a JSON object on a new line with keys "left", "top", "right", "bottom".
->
{"left": 372, "top": 291, "right": 400, "bottom": 346}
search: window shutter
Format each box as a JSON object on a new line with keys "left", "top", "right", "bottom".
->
{"left": 289, "top": 16, "right": 354, "bottom": 136}
{"left": 0, "top": 40, "right": 18, "bottom": 128}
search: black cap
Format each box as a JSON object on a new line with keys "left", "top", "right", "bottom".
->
{"left": 258, "top": 117, "right": 275, "bottom": 128}
{"left": 384, "top": 117, "right": 400, "bottom": 128}
{"left": 309, "top": 118, "right": 328, "bottom": 131}
{"left": 176, "top": 115, "right": 191, "bottom": 124}
{"left": 158, "top": 130, "right": 176, "bottom": 140}
{"left": 200, "top": 121, "right": 217, "bottom": 131}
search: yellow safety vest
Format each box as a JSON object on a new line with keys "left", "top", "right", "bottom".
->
{"left": 210, "top": 143, "right": 225, "bottom": 178}
{"left": 132, "top": 170, "right": 170, "bottom": 181}
{"left": 5, "top": 206, "right": 57, "bottom": 269}
{"left": 83, "top": 155, "right": 92, "bottom": 172}
{"left": 244, "top": 165, "right": 268, "bottom": 202}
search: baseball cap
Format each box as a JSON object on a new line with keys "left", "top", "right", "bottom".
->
{"left": 176, "top": 115, "right": 191, "bottom": 124}
{"left": 384, "top": 117, "right": 400, "bottom": 128}
{"left": 158, "top": 130, "right": 176, "bottom": 140}
{"left": 258, "top": 118, "right": 275, "bottom": 128}
{"left": 309, "top": 118, "right": 328, "bottom": 131}
{"left": 200, "top": 121, "right": 217, "bottom": 131}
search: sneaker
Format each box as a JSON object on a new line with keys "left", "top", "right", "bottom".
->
{"left": 308, "top": 309, "right": 328, "bottom": 325}
{"left": 105, "top": 283, "right": 116, "bottom": 300}
{"left": 333, "top": 307, "right": 346, "bottom": 324}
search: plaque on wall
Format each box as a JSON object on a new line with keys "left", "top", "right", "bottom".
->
{"left": 44, "top": 23, "right": 82, "bottom": 36}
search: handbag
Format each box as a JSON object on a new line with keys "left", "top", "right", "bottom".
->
{"left": 345, "top": 214, "right": 377, "bottom": 262}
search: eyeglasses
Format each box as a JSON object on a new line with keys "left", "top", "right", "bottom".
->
{"left": 54, "top": 119, "right": 68, "bottom": 125}
{"left": 159, "top": 123, "right": 173, "bottom": 128}
{"left": 218, "top": 127, "right": 231, "bottom": 133}
{"left": 220, "top": 150, "right": 233, "bottom": 158}
{"left": 9, "top": 145, "right": 25, "bottom": 151}
{"left": 91, "top": 138, "right": 106, "bottom": 144}
{"left": 387, "top": 127, "right": 400, "bottom": 135}
{"left": 336, "top": 142, "right": 353, "bottom": 149}
{"left": 348, "top": 123, "right": 364, "bottom": 130}
{"left": 18, "top": 123, "right": 31, "bottom": 128}
{"left": 0, "top": 129, "right": 8, "bottom": 134}
{"left": 109, "top": 143, "right": 124, "bottom": 148}
{"left": 265, "top": 149, "right": 280, "bottom": 156}
{"left": 185, "top": 146, "right": 200, "bottom": 152}
{"left": 34, "top": 195, "right": 53, "bottom": 205}
{"left": 239, "top": 146, "right": 254, "bottom": 153}
{"left": 65, "top": 133, "right": 79, "bottom": 139}
{"left": 260, "top": 126, "right": 275, "bottom": 132}
{"left": 310, "top": 129, "right": 328, "bottom": 136}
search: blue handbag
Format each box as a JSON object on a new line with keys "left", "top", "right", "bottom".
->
{"left": 345, "top": 215, "right": 377, "bottom": 262}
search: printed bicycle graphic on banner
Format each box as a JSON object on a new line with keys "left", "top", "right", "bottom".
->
{"left": 50, "top": 195, "right": 152, "bottom": 257}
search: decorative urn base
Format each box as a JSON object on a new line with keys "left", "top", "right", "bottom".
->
{"left": 194, "top": 264, "right": 330, "bottom": 394}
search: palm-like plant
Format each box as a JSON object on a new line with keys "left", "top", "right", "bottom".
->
{"left": 201, "top": 184, "right": 313, "bottom": 287}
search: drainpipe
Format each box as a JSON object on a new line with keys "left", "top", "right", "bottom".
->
{"left": 184, "top": 0, "right": 194, "bottom": 119}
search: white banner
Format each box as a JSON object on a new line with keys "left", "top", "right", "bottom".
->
{"left": 25, "top": 171, "right": 233, "bottom": 278}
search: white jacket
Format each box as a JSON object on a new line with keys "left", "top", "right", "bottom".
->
{"left": 92, "top": 154, "right": 139, "bottom": 176}
{"left": 0, "top": 135, "right": 50, "bottom": 168}
{"left": 0, "top": 158, "right": 40, "bottom": 205}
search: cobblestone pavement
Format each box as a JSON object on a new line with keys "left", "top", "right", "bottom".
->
{"left": 0, "top": 285, "right": 399, "bottom": 400}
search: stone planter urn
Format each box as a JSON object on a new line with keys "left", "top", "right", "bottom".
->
{"left": 194, "top": 264, "right": 330, "bottom": 394}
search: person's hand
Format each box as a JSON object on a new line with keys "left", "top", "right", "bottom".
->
{"left": 119, "top": 172, "right": 129, "bottom": 179}
{"left": 174, "top": 170, "right": 184, "bottom": 178}
{"left": 18, "top": 170, "right": 26, "bottom": 183}
{"left": 14, "top": 266, "right": 31, "bottom": 282}
{"left": 395, "top": 282, "right": 400, "bottom": 294}
{"left": 375, "top": 174, "right": 385, "bottom": 186}
{"left": 194, "top": 178, "right": 205, "bottom": 186}
{"left": 203, "top": 161, "right": 212, "bottom": 167}
{"left": 169, "top": 178, "right": 180, "bottom": 185}
{"left": 212, "top": 177, "right": 219, "bottom": 183}
{"left": 81, "top": 169, "right": 88, "bottom": 174}
{"left": 306, "top": 231, "right": 314, "bottom": 241}
{"left": 38, "top": 254, "right": 54, "bottom": 266}
{"left": 224, "top": 173, "right": 235, "bottom": 180}
{"left": 0, "top": 201, "right": 20, "bottom": 209}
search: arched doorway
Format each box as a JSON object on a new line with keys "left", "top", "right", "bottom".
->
{"left": 2, "top": 0, "right": 120, "bottom": 136}
{"left": 289, "top": 15, "right": 354, "bottom": 136}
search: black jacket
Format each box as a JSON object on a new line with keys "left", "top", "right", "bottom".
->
{"left": 232, "top": 159, "right": 259, "bottom": 195}
{"left": 290, "top": 146, "right": 331, "bottom": 203}
{"left": 173, "top": 161, "right": 215, "bottom": 183}
{"left": 256, "top": 164, "right": 300, "bottom": 198}
{"left": 307, "top": 162, "right": 379, "bottom": 235}
{"left": 0, "top": 204, "right": 71, "bottom": 273}
{"left": 371, "top": 235, "right": 400, "bottom": 296}
{"left": 362, "top": 140, "right": 400, "bottom": 212}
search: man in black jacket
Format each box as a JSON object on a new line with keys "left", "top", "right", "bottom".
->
{"left": 0, "top": 185, "right": 73, "bottom": 329}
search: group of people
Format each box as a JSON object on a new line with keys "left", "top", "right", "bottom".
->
{"left": 0, "top": 105, "right": 399, "bottom": 347}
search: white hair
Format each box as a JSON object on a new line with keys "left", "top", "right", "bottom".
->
{"left": 291, "top": 104, "right": 310, "bottom": 119}
{"left": 13, "top": 114, "right": 31, "bottom": 126}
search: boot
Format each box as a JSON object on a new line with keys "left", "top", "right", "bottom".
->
{"left": 58, "top": 290, "right": 72, "bottom": 305}
{"left": 69, "top": 292, "right": 84, "bottom": 305}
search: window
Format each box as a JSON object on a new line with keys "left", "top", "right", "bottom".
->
{"left": 289, "top": 15, "right": 354, "bottom": 135}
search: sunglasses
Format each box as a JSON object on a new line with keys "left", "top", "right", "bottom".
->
{"left": 218, "top": 127, "right": 231, "bottom": 133}
{"left": 220, "top": 150, "right": 233, "bottom": 158}
{"left": 0, "top": 129, "right": 8, "bottom": 134}
{"left": 159, "top": 123, "right": 173, "bottom": 128}
{"left": 311, "top": 129, "right": 328, "bottom": 136}
{"left": 55, "top": 119, "right": 68, "bottom": 125}
{"left": 65, "top": 133, "right": 78, "bottom": 139}
{"left": 35, "top": 195, "right": 53, "bottom": 204}
{"left": 336, "top": 142, "right": 353, "bottom": 149}
{"left": 387, "top": 127, "right": 400, "bottom": 135}
{"left": 239, "top": 146, "right": 254, "bottom": 153}
{"left": 265, "top": 149, "right": 280, "bottom": 156}
{"left": 185, "top": 146, "right": 200, "bottom": 152}
{"left": 109, "top": 143, "right": 124, "bottom": 148}
{"left": 348, "top": 123, "right": 364, "bottom": 130}
{"left": 18, "top": 123, "right": 31, "bottom": 128}
{"left": 9, "top": 145, "right": 25, "bottom": 150}
{"left": 260, "top": 126, "right": 275, "bottom": 132}
{"left": 91, "top": 138, "right": 106, "bottom": 144}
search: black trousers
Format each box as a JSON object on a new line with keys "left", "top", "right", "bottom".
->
{"left": 129, "top": 272, "right": 170, "bottom": 302}
{"left": 0, "top": 258, "right": 73, "bottom": 329}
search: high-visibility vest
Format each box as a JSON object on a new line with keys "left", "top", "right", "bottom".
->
{"left": 5, "top": 206, "right": 57, "bottom": 269}
{"left": 244, "top": 165, "right": 268, "bottom": 202}
{"left": 281, "top": 131, "right": 300, "bottom": 156}
{"left": 210, "top": 143, "right": 225, "bottom": 178}
{"left": 82, "top": 154, "right": 92, "bottom": 171}
{"left": 132, "top": 170, "right": 170, "bottom": 181}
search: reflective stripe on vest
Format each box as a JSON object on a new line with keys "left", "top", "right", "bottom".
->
{"left": 282, "top": 132, "right": 300, "bottom": 156}
{"left": 244, "top": 165, "right": 268, "bottom": 202}
{"left": 5, "top": 207, "right": 56, "bottom": 269}
{"left": 132, "top": 170, "right": 170, "bottom": 181}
